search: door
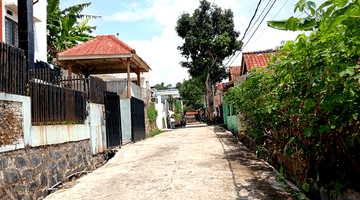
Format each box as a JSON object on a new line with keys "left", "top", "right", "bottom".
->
{"left": 105, "top": 91, "right": 122, "bottom": 148}
{"left": 131, "top": 97, "right": 146, "bottom": 142}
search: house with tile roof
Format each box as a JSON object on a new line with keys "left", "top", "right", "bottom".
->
{"left": 222, "top": 49, "right": 278, "bottom": 131}
{"left": 240, "top": 49, "right": 277, "bottom": 75}
{"left": 227, "top": 49, "right": 277, "bottom": 87}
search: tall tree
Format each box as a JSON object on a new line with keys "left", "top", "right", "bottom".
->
{"left": 175, "top": 82, "right": 182, "bottom": 90}
{"left": 176, "top": 0, "right": 241, "bottom": 119}
{"left": 179, "top": 78, "right": 205, "bottom": 110}
{"left": 47, "top": 0, "right": 101, "bottom": 62}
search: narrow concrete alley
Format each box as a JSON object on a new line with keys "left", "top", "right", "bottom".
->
{"left": 45, "top": 123, "right": 292, "bottom": 200}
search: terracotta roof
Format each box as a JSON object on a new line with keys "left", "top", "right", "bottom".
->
{"left": 218, "top": 83, "right": 224, "bottom": 90}
{"left": 229, "top": 66, "right": 242, "bottom": 80}
{"left": 242, "top": 49, "right": 277, "bottom": 72}
{"left": 186, "top": 112, "right": 198, "bottom": 115}
{"left": 58, "top": 35, "right": 136, "bottom": 57}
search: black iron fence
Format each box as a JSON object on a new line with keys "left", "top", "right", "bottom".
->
{"left": 28, "top": 68, "right": 87, "bottom": 124}
{"left": 0, "top": 43, "right": 27, "bottom": 95}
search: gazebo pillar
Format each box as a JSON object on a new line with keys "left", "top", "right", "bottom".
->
{"left": 127, "top": 57, "right": 131, "bottom": 98}
{"left": 137, "top": 68, "right": 141, "bottom": 87}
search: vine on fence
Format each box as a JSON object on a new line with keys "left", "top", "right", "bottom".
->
{"left": 226, "top": 0, "right": 360, "bottom": 197}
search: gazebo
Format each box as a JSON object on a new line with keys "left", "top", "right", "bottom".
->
{"left": 56, "top": 35, "right": 151, "bottom": 98}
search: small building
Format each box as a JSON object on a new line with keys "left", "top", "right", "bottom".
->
{"left": 222, "top": 49, "right": 278, "bottom": 131}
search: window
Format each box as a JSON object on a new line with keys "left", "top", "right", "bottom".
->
{"left": 5, "top": 17, "right": 19, "bottom": 47}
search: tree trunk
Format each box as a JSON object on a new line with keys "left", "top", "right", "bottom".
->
{"left": 205, "top": 72, "right": 214, "bottom": 121}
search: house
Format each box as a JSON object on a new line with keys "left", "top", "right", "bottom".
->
{"left": 0, "top": 1, "right": 152, "bottom": 198}
{"left": 185, "top": 107, "right": 199, "bottom": 123}
{"left": 152, "top": 88, "right": 183, "bottom": 129}
{"left": 222, "top": 49, "right": 278, "bottom": 131}
{"left": 1, "top": 0, "right": 47, "bottom": 65}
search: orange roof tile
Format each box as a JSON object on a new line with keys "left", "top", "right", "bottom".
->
{"left": 58, "top": 35, "right": 135, "bottom": 57}
{"left": 186, "top": 112, "right": 198, "bottom": 115}
{"left": 242, "top": 49, "right": 277, "bottom": 72}
{"left": 229, "top": 66, "right": 242, "bottom": 80}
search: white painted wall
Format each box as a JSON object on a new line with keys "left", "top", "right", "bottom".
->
{"left": 110, "top": 72, "right": 151, "bottom": 88}
{"left": 155, "top": 96, "right": 168, "bottom": 129}
{"left": 0, "top": 94, "right": 109, "bottom": 155}
{"left": 33, "top": 0, "right": 47, "bottom": 62}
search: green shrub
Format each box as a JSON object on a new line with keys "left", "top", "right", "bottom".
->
{"left": 225, "top": 0, "right": 360, "bottom": 196}
{"left": 147, "top": 106, "right": 158, "bottom": 124}
{"left": 204, "top": 117, "right": 211, "bottom": 125}
{"left": 171, "top": 113, "right": 182, "bottom": 121}
{"left": 183, "top": 106, "right": 189, "bottom": 114}
{"left": 147, "top": 129, "right": 163, "bottom": 138}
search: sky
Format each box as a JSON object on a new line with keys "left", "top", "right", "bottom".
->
{"left": 60, "top": 0, "right": 326, "bottom": 86}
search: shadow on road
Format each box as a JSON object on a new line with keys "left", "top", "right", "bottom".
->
{"left": 213, "top": 126, "right": 291, "bottom": 200}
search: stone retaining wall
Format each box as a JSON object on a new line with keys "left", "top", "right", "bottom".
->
{"left": 0, "top": 139, "right": 103, "bottom": 200}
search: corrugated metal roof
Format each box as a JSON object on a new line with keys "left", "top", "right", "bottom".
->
{"left": 57, "top": 35, "right": 135, "bottom": 57}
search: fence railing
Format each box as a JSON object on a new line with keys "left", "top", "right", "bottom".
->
{"left": 28, "top": 68, "right": 87, "bottom": 124}
{"left": 0, "top": 43, "right": 27, "bottom": 95}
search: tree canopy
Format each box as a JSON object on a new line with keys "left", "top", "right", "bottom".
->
{"left": 176, "top": 0, "right": 241, "bottom": 118}
{"left": 176, "top": 0, "right": 241, "bottom": 82}
{"left": 226, "top": 0, "right": 360, "bottom": 196}
{"left": 153, "top": 82, "right": 172, "bottom": 90}
{"left": 47, "top": 0, "right": 101, "bottom": 62}
{"left": 179, "top": 78, "right": 204, "bottom": 110}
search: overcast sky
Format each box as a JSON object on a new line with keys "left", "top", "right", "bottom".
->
{"left": 60, "top": 0, "right": 325, "bottom": 86}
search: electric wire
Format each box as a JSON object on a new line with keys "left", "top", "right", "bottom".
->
{"left": 242, "top": 0, "right": 272, "bottom": 42}
{"left": 247, "top": 0, "right": 289, "bottom": 50}
{"left": 227, "top": 0, "right": 277, "bottom": 68}
{"left": 225, "top": 0, "right": 275, "bottom": 68}
{"left": 241, "top": 0, "right": 263, "bottom": 41}
{"left": 223, "top": 0, "right": 264, "bottom": 69}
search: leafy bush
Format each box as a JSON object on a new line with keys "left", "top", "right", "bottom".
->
{"left": 171, "top": 113, "right": 182, "bottom": 121}
{"left": 204, "top": 117, "right": 211, "bottom": 125}
{"left": 183, "top": 106, "right": 189, "bottom": 114}
{"left": 226, "top": 0, "right": 360, "bottom": 196}
{"left": 147, "top": 106, "right": 158, "bottom": 124}
{"left": 147, "top": 129, "right": 163, "bottom": 138}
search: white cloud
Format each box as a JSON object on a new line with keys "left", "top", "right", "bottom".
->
{"left": 103, "top": 3, "right": 154, "bottom": 21}
{"left": 104, "top": 0, "right": 324, "bottom": 85}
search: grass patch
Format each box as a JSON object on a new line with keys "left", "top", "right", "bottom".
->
{"left": 32, "top": 121, "right": 83, "bottom": 126}
{"left": 147, "top": 129, "right": 163, "bottom": 138}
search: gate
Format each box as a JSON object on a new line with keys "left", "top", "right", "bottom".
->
{"left": 131, "top": 97, "right": 146, "bottom": 142}
{"left": 105, "top": 92, "right": 122, "bottom": 148}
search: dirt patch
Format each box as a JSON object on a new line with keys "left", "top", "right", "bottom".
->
{"left": 0, "top": 100, "right": 23, "bottom": 146}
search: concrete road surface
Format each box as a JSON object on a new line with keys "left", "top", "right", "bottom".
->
{"left": 45, "top": 123, "right": 292, "bottom": 200}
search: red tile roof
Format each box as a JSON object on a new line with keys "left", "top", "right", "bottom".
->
{"left": 186, "top": 112, "right": 198, "bottom": 115}
{"left": 218, "top": 83, "right": 224, "bottom": 90}
{"left": 229, "top": 66, "right": 242, "bottom": 80}
{"left": 58, "top": 35, "right": 136, "bottom": 57}
{"left": 242, "top": 49, "right": 277, "bottom": 72}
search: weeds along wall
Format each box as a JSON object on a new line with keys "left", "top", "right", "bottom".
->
{"left": 225, "top": 1, "right": 360, "bottom": 198}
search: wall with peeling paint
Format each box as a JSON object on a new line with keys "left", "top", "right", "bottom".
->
{"left": 0, "top": 94, "right": 108, "bottom": 156}
{"left": 88, "top": 103, "right": 107, "bottom": 155}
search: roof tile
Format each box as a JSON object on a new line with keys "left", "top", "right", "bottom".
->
{"left": 58, "top": 35, "right": 135, "bottom": 57}
{"left": 242, "top": 50, "right": 277, "bottom": 72}
{"left": 229, "top": 66, "right": 242, "bottom": 80}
